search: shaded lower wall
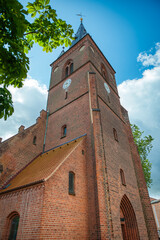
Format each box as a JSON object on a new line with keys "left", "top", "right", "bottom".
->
{"left": 0, "top": 185, "right": 44, "bottom": 240}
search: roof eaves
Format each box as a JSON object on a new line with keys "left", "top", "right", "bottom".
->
{"left": 0, "top": 179, "right": 45, "bottom": 195}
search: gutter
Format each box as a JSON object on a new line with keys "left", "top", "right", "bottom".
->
{"left": 0, "top": 179, "right": 45, "bottom": 195}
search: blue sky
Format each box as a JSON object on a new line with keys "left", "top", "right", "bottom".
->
{"left": 25, "top": 0, "right": 160, "bottom": 87}
{"left": 0, "top": 0, "right": 160, "bottom": 198}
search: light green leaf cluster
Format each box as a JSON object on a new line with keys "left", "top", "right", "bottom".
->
{"left": 0, "top": 0, "right": 74, "bottom": 120}
{"left": 131, "top": 124, "right": 153, "bottom": 188}
{"left": 25, "top": 0, "right": 74, "bottom": 52}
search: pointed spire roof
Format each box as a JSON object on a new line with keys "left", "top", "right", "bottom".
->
{"left": 70, "top": 21, "right": 87, "bottom": 48}
{"left": 58, "top": 47, "right": 65, "bottom": 57}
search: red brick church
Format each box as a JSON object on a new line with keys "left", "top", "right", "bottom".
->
{"left": 0, "top": 21, "right": 158, "bottom": 239}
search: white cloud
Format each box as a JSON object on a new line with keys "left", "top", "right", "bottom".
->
{"left": 118, "top": 43, "right": 160, "bottom": 198}
{"left": 137, "top": 42, "right": 160, "bottom": 67}
{"left": 0, "top": 76, "right": 48, "bottom": 141}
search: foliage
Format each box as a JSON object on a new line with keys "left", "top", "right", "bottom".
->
{"left": 131, "top": 124, "right": 153, "bottom": 188}
{"left": 0, "top": 0, "right": 74, "bottom": 120}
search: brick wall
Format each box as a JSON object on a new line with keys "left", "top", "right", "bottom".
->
{"left": 99, "top": 98, "right": 149, "bottom": 239}
{"left": 0, "top": 185, "right": 44, "bottom": 240}
{"left": 45, "top": 33, "right": 158, "bottom": 239}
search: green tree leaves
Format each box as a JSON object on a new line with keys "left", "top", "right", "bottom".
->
{"left": 131, "top": 124, "right": 153, "bottom": 188}
{"left": 0, "top": 87, "right": 14, "bottom": 120}
{"left": 0, "top": 0, "right": 74, "bottom": 120}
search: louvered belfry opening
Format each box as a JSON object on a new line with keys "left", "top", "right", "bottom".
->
{"left": 120, "top": 195, "right": 140, "bottom": 240}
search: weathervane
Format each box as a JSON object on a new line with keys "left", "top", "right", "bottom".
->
{"left": 76, "top": 13, "right": 85, "bottom": 22}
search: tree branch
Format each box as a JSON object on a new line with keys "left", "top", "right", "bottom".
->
{"left": 24, "top": 31, "right": 38, "bottom": 36}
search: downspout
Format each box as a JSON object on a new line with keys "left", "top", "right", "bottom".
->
{"left": 43, "top": 110, "right": 49, "bottom": 153}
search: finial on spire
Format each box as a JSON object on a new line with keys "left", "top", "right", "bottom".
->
{"left": 76, "top": 13, "right": 85, "bottom": 22}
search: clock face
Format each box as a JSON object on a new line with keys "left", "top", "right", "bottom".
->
{"left": 104, "top": 82, "right": 110, "bottom": 94}
{"left": 63, "top": 79, "right": 72, "bottom": 90}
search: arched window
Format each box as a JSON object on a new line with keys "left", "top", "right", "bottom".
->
{"left": 33, "top": 136, "right": 37, "bottom": 145}
{"left": 65, "top": 61, "right": 73, "bottom": 78}
{"left": 69, "top": 171, "right": 75, "bottom": 195}
{"left": 120, "top": 169, "right": 126, "bottom": 186}
{"left": 113, "top": 128, "right": 118, "bottom": 141}
{"left": 61, "top": 125, "right": 67, "bottom": 138}
{"left": 8, "top": 213, "right": 20, "bottom": 240}
{"left": 101, "top": 63, "right": 107, "bottom": 80}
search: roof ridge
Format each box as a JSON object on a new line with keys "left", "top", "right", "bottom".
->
{"left": 43, "top": 133, "right": 87, "bottom": 154}
{"left": 44, "top": 136, "right": 85, "bottom": 182}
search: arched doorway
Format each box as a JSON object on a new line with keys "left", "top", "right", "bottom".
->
{"left": 120, "top": 195, "right": 140, "bottom": 240}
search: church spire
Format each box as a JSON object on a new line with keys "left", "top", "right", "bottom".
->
{"left": 70, "top": 20, "right": 87, "bottom": 48}
{"left": 58, "top": 46, "right": 65, "bottom": 57}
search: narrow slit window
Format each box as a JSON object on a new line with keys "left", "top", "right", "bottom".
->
{"left": 65, "top": 66, "right": 69, "bottom": 77}
{"left": 120, "top": 169, "right": 126, "bottom": 186}
{"left": 65, "top": 91, "right": 68, "bottom": 99}
{"left": 61, "top": 125, "right": 67, "bottom": 138}
{"left": 69, "top": 171, "right": 75, "bottom": 195}
{"left": 70, "top": 62, "right": 73, "bottom": 74}
{"left": 113, "top": 128, "right": 118, "bottom": 142}
{"left": 33, "top": 136, "right": 37, "bottom": 145}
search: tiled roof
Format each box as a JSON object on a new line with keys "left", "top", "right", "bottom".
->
{"left": 0, "top": 135, "right": 85, "bottom": 194}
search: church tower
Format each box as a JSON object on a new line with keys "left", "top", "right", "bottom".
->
{"left": 44, "top": 21, "right": 158, "bottom": 239}
{"left": 0, "top": 21, "right": 158, "bottom": 240}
